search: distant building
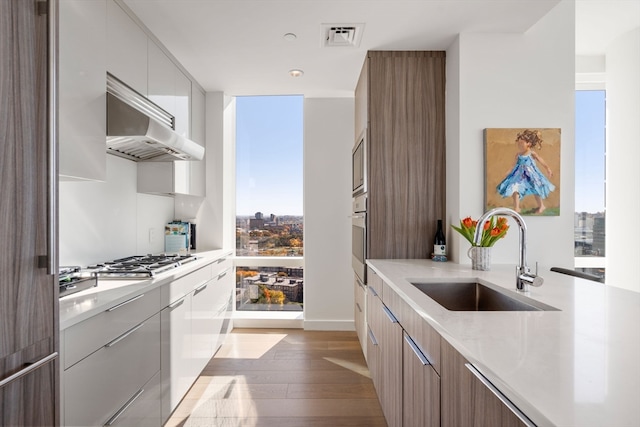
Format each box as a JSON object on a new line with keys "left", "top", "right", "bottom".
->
{"left": 593, "top": 216, "right": 605, "bottom": 256}
{"left": 241, "top": 271, "right": 304, "bottom": 304}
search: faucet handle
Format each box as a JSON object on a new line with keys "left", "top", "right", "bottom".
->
{"left": 521, "top": 272, "right": 544, "bottom": 287}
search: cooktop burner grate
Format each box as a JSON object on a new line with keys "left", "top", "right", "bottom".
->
{"left": 91, "top": 254, "right": 198, "bottom": 279}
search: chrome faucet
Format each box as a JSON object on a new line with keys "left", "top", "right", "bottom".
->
{"left": 473, "top": 207, "right": 543, "bottom": 291}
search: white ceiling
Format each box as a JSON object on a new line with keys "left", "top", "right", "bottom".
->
{"left": 123, "top": 0, "right": 639, "bottom": 98}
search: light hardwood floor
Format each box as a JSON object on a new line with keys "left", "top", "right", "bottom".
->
{"left": 165, "top": 329, "right": 387, "bottom": 427}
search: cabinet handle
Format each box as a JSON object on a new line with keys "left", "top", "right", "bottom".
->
{"left": 103, "top": 387, "right": 145, "bottom": 426}
{"left": 367, "top": 328, "right": 378, "bottom": 346}
{"left": 0, "top": 352, "right": 58, "bottom": 388}
{"left": 356, "top": 277, "right": 365, "bottom": 289}
{"left": 465, "top": 363, "right": 536, "bottom": 427}
{"left": 105, "top": 323, "right": 145, "bottom": 348}
{"left": 168, "top": 296, "right": 186, "bottom": 309}
{"left": 46, "top": 0, "right": 57, "bottom": 275}
{"left": 404, "top": 333, "right": 430, "bottom": 366}
{"left": 217, "top": 257, "right": 227, "bottom": 264}
{"left": 356, "top": 302, "right": 362, "bottom": 313}
{"left": 369, "top": 286, "right": 378, "bottom": 297}
{"left": 217, "top": 268, "right": 231, "bottom": 280}
{"left": 107, "top": 294, "right": 144, "bottom": 312}
{"left": 382, "top": 305, "right": 398, "bottom": 323}
{"left": 194, "top": 281, "right": 208, "bottom": 293}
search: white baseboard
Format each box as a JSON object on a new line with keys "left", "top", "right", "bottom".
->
{"left": 303, "top": 320, "right": 355, "bottom": 331}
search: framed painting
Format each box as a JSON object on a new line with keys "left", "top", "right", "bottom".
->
{"left": 484, "top": 128, "right": 561, "bottom": 216}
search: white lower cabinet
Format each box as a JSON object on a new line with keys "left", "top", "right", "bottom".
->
{"left": 160, "top": 292, "right": 194, "bottom": 423}
{"left": 62, "top": 254, "right": 235, "bottom": 426}
{"left": 64, "top": 313, "right": 160, "bottom": 427}
{"left": 108, "top": 371, "right": 162, "bottom": 427}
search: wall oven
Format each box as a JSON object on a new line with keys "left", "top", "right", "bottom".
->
{"left": 352, "top": 193, "right": 367, "bottom": 283}
{"left": 352, "top": 130, "right": 367, "bottom": 196}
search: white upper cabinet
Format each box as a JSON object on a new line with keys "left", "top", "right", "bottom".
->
{"left": 59, "top": 0, "right": 107, "bottom": 181}
{"left": 148, "top": 42, "right": 176, "bottom": 116}
{"left": 107, "top": 0, "right": 147, "bottom": 95}
{"left": 139, "top": 43, "right": 205, "bottom": 197}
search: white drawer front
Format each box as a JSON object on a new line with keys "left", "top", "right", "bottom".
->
{"left": 64, "top": 286, "right": 161, "bottom": 369}
{"left": 64, "top": 313, "right": 161, "bottom": 427}
{"left": 161, "top": 264, "right": 212, "bottom": 306}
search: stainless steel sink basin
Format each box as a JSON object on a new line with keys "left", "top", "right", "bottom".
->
{"left": 410, "top": 281, "right": 559, "bottom": 311}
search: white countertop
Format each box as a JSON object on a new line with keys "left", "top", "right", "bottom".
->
{"left": 366, "top": 259, "right": 640, "bottom": 427}
{"left": 59, "top": 249, "right": 232, "bottom": 330}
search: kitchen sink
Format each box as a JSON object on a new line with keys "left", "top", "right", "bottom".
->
{"left": 410, "top": 281, "right": 559, "bottom": 311}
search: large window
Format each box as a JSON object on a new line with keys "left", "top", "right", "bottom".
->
{"left": 235, "top": 95, "right": 304, "bottom": 311}
{"left": 574, "top": 90, "right": 606, "bottom": 279}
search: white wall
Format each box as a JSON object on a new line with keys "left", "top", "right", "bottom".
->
{"left": 605, "top": 28, "right": 640, "bottom": 292}
{"left": 303, "top": 98, "right": 354, "bottom": 330}
{"left": 59, "top": 155, "right": 174, "bottom": 266}
{"left": 446, "top": 0, "right": 575, "bottom": 271}
{"left": 194, "top": 92, "right": 235, "bottom": 251}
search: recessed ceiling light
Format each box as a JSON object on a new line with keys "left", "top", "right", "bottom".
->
{"left": 283, "top": 33, "right": 297, "bottom": 41}
{"left": 289, "top": 69, "right": 304, "bottom": 77}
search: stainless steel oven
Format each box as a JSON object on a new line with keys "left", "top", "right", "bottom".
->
{"left": 352, "top": 193, "right": 367, "bottom": 283}
{"left": 352, "top": 130, "right": 367, "bottom": 196}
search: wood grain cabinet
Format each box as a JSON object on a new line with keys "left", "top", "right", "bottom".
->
{"left": 354, "top": 276, "right": 367, "bottom": 359}
{"left": 355, "top": 51, "right": 446, "bottom": 260}
{"left": 366, "top": 280, "right": 402, "bottom": 427}
{"left": 1, "top": 1, "right": 58, "bottom": 425}
{"left": 441, "top": 333, "right": 530, "bottom": 427}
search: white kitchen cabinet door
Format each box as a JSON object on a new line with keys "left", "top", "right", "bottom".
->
{"left": 160, "top": 293, "right": 194, "bottom": 423}
{"left": 191, "top": 278, "right": 217, "bottom": 374}
{"left": 189, "top": 86, "right": 206, "bottom": 196}
{"left": 109, "top": 371, "right": 162, "bottom": 427}
{"left": 64, "top": 314, "right": 161, "bottom": 427}
{"left": 148, "top": 41, "right": 176, "bottom": 116}
{"left": 107, "top": 0, "right": 147, "bottom": 95}
{"left": 59, "top": 0, "right": 107, "bottom": 181}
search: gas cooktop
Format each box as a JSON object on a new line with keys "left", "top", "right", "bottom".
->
{"left": 87, "top": 254, "right": 199, "bottom": 279}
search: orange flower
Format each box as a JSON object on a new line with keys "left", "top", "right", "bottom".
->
{"left": 451, "top": 215, "right": 510, "bottom": 247}
{"left": 462, "top": 217, "right": 474, "bottom": 229}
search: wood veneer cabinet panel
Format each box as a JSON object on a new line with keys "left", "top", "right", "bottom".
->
{"left": 355, "top": 57, "right": 368, "bottom": 142}
{"left": 0, "top": 0, "right": 57, "bottom": 424}
{"left": 364, "top": 51, "right": 446, "bottom": 260}
{"left": 441, "top": 339, "right": 528, "bottom": 427}
{"left": 403, "top": 332, "right": 440, "bottom": 427}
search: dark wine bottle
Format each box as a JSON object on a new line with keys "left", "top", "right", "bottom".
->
{"left": 433, "top": 219, "right": 446, "bottom": 257}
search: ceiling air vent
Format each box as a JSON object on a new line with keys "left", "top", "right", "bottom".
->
{"left": 321, "top": 23, "right": 364, "bottom": 48}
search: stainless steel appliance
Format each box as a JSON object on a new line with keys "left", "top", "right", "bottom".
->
{"left": 352, "top": 130, "right": 367, "bottom": 196}
{"left": 106, "top": 73, "right": 205, "bottom": 162}
{"left": 59, "top": 266, "right": 98, "bottom": 298}
{"left": 352, "top": 193, "right": 367, "bottom": 283}
{"left": 86, "top": 254, "right": 199, "bottom": 279}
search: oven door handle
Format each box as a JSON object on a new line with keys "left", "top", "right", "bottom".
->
{"left": 349, "top": 215, "right": 365, "bottom": 219}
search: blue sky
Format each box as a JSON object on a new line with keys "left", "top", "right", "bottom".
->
{"left": 235, "top": 92, "right": 604, "bottom": 216}
{"left": 235, "top": 95, "right": 304, "bottom": 216}
{"left": 575, "top": 90, "right": 606, "bottom": 213}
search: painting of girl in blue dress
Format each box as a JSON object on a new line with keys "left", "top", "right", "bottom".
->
{"left": 485, "top": 128, "right": 560, "bottom": 216}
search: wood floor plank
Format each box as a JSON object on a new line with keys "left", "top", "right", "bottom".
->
{"left": 166, "top": 329, "right": 387, "bottom": 427}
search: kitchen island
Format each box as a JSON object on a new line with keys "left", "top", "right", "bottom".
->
{"left": 366, "top": 259, "right": 639, "bottom": 427}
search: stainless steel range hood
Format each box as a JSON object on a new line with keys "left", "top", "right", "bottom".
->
{"left": 106, "top": 73, "right": 204, "bottom": 162}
